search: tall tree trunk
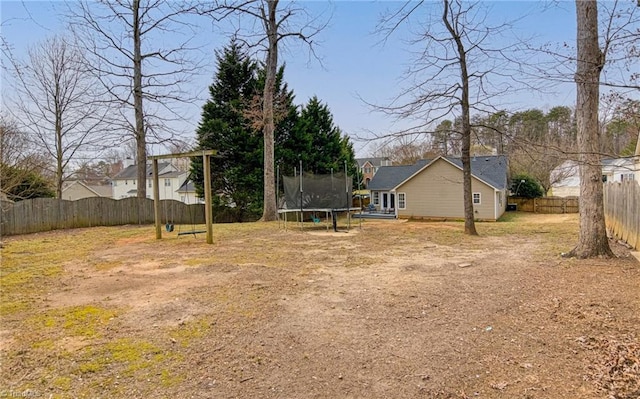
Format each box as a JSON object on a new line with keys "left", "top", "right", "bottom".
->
{"left": 443, "top": 0, "right": 478, "bottom": 235}
{"left": 568, "top": 0, "right": 613, "bottom": 258}
{"left": 55, "top": 94, "right": 63, "bottom": 199}
{"left": 133, "top": 0, "right": 146, "bottom": 198}
{"left": 260, "top": 0, "right": 278, "bottom": 221}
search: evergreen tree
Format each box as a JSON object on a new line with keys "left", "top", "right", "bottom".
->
{"left": 0, "top": 164, "right": 55, "bottom": 201}
{"left": 191, "top": 41, "right": 263, "bottom": 221}
{"left": 192, "top": 43, "right": 357, "bottom": 218}
{"left": 293, "top": 96, "right": 357, "bottom": 177}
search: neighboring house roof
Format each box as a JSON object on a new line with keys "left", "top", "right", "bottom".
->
{"left": 602, "top": 157, "right": 636, "bottom": 174}
{"left": 89, "top": 185, "right": 113, "bottom": 197}
{"left": 368, "top": 160, "right": 430, "bottom": 190}
{"left": 112, "top": 162, "right": 175, "bottom": 180}
{"left": 159, "top": 170, "right": 186, "bottom": 179}
{"left": 62, "top": 180, "right": 98, "bottom": 196}
{"left": 177, "top": 180, "right": 197, "bottom": 193}
{"left": 369, "top": 155, "right": 508, "bottom": 191}
{"left": 62, "top": 180, "right": 111, "bottom": 199}
{"left": 356, "top": 157, "right": 391, "bottom": 168}
{"left": 552, "top": 157, "right": 639, "bottom": 190}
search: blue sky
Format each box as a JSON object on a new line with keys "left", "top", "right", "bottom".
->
{"left": 1, "top": 1, "right": 581, "bottom": 157}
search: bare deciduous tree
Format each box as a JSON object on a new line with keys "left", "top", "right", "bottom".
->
{"left": 5, "top": 35, "right": 107, "bottom": 198}
{"left": 67, "top": 0, "right": 203, "bottom": 198}
{"left": 374, "top": 0, "right": 522, "bottom": 235}
{"left": 200, "top": 0, "right": 328, "bottom": 221}
{"left": 371, "top": 136, "right": 432, "bottom": 165}
{"left": 566, "top": 0, "right": 614, "bottom": 259}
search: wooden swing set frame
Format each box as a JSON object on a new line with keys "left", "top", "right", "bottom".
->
{"left": 149, "top": 150, "right": 216, "bottom": 244}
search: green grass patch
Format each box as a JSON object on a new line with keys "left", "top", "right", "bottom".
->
{"left": 52, "top": 376, "right": 72, "bottom": 391}
{"left": 76, "top": 337, "right": 181, "bottom": 377}
{"left": 30, "top": 305, "right": 118, "bottom": 338}
{"left": 93, "top": 260, "right": 124, "bottom": 270}
{"left": 1, "top": 226, "right": 152, "bottom": 315}
{"left": 0, "top": 299, "right": 30, "bottom": 316}
{"left": 168, "top": 318, "right": 212, "bottom": 347}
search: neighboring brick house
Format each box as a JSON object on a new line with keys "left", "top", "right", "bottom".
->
{"left": 356, "top": 157, "right": 392, "bottom": 188}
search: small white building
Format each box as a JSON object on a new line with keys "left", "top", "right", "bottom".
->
{"left": 602, "top": 158, "right": 637, "bottom": 183}
{"left": 550, "top": 157, "right": 638, "bottom": 197}
{"left": 549, "top": 161, "right": 581, "bottom": 197}
{"left": 111, "top": 162, "right": 199, "bottom": 203}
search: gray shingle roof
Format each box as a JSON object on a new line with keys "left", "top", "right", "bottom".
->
{"left": 177, "top": 180, "right": 196, "bottom": 193}
{"left": 159, "top": 170, "right": 186, "bottom": 178}
{"left": 444, "top": 155, "right": 508, "bottom": 190}
{"left": 113, "top": 162, "right": 172, "bottom": 180}
{"left": 368, "top": 159, "right": 430, "bottom": 190}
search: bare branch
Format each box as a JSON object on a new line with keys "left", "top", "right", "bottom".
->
{"left": 4, "top": 34, "right": 113, "bottom": 198}
{"left": 66, "top": 0, "right": 208, "bottom": 198}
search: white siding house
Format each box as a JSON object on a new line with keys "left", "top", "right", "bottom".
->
{"left": 111, "top": 162, "right": 195, "bottom": 202}
{"left": 550, "top": 157, "right": 639, "bottom": 196}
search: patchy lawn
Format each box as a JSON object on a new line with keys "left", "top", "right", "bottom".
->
{"left": 1, "top": 213, "right": 638, "bottom": 399}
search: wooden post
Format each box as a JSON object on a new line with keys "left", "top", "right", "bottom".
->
{"left": 203, "top": 152, "right": 213, "bottom": 244}
{"left": 153, "top": 159, "right": 161, "bottom": 239}
{"left": 149, "top": 150, "right": 216, "bottom": 243}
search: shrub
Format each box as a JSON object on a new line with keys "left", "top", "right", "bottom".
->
{"left": 510, "top": 174, "right": 543, "bottom": 198}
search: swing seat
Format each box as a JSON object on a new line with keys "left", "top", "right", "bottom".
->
{"left": 165, "top": 223, "right": 174, "bottom": 232}
{"left": 311, "top": 215, "right": 321, "bottom": 224}
{"left": 177, "top": 230, "right": 207, "bottom": 237}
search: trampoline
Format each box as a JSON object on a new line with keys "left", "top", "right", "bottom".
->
{"left": 278, "top": 171, "right": 360, "bottom": 231}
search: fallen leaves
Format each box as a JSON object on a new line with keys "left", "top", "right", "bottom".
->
{"left": 581, "top": 334, "right": 640, "bottom": 399}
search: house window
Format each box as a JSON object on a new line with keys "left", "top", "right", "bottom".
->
{"left": 473, "top": 192, "right": 481, "bottom": 205}
{"left": 148, "top": 180, "right": 152, "bottom": 188}
{"left": 397, "top": 193, "right": 406, "bottom": 209}
{"left": 164, "top": 179, "right": 171, "bottom": 187}
{"left": 498, "top": 192, "right": 502, "bottom": 206}
{"left": 373, "top": 191, "right": 379, "bottom": 205}
{"left": 364, "top": 167, "right": 372, "bottom": 174}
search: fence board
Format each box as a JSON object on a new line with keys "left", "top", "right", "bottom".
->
{"left": 0, "top": 197, "right": 208, "bottom": 237}
{"left": 508, "top": 196, "right": 579, "bottom": 214}
{"left": 604, "top": 181, "right": 640, "bottom": 250}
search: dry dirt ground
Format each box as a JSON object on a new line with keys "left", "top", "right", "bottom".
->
{"left": 1, "top": 213, "right": 639, "bottom": 399}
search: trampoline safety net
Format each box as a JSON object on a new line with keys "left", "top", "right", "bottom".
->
{"left": 282, "top": 173, "right": 353, "bottom": 209}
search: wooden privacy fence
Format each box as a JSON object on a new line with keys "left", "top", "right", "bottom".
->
{"left": 508, "top": 196, "right": 579, "bottom": 214}
{"left": 604, "top": 181, "right": 640, "bottom": 250}
{"left": 0, "top": 197, "right": 208, "bottom": 237}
